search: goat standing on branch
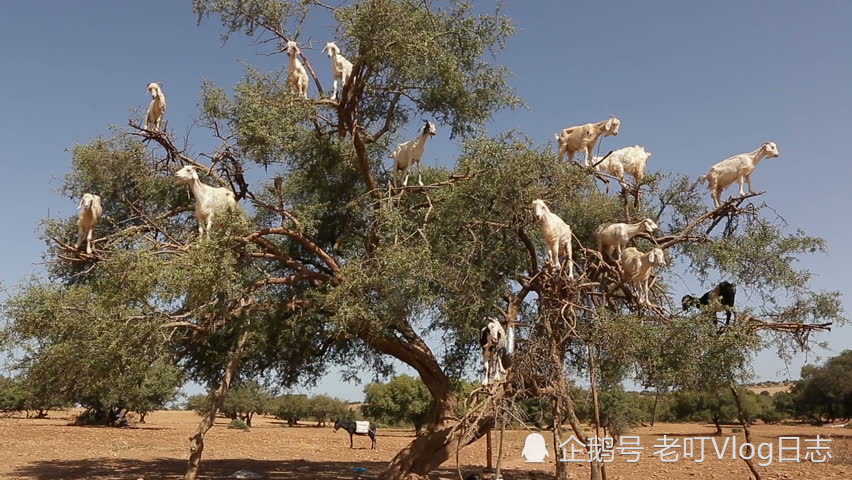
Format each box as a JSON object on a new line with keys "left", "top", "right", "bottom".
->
{"left": 682, "top": 281, "right": 737, "bottom": 330}
{"left": 479, "top": 317, "right": 507, "bottom": 385}
{"left": 285, "top": 41, "right": 309, "bottom": 99}
{"left": 555, "top": 116, "right": 621, "bottom": 165}
{"left": 175, "top": 165, "right": 238, "bottom": 237}
{"left": 592, "top": 144, "right": 651, "bottom": 186}
{"left": 145, "top": 82, "right": 166, "bottom": 132}
{"left": 595, "top": 218, "right": 659, "bottom": 262}
{"left": 532, "top": 199, "right": 574, "bottom": 279}
{"left": 322, "top": 41, "right": 353, "bottom": 101}
{"left": 621, "top": 247, "right": 666, "bottom": 305}
{"left": 76, "top": 193, "right": 103, "bottom": 255}
{"left": 389, "top": 120, "right": 436, "bottom": 187}
{"left": 701, "top": 141, "right": 780, "bottom": 207}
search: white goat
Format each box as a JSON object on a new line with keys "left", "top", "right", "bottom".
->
{"left": 389, "top": 121, "right": 437, "bottom": 187}
{"left": 175, "top": 165, "right": 238, "bottom": 237}
{"left": 621, "top": 247, "right": 667, "bottom": 305}
{"left": 555, "top": 116, "right": 621, "bottom": 166}
{"left": 321, "top": 42, "right": 353, "bottom": 101}
{"left": 145, "top": 82, "right": 166, "bottom": 131}
{"left": 595, "top": 218, "right": 659, "bottom": 262}
{"left": 700, "top": 141, "right": 780, "bottom": 207}
{"left": 285, "top": 41, "right": 309, "bottom": 99}
{"left": 479, "top": 318, "right": 507, "bottom": 385}
{"left": 531, "top": 199, "right": 574, "bottom": 279}
{"left": 592, "top": 145, "right": 652, "bottom": 185}
{"left": 76, "top": 193, "right": 103, "bottom": 255}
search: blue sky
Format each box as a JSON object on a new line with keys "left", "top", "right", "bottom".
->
{"left": 1, "top": 1, "right": 850, "bottom": 401}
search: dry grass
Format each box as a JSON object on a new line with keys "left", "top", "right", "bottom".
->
{"left": 0, "top": 410, "right": 849, "bottom": 479}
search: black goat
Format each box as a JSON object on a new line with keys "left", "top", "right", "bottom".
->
{"left": 682, "top": 281, "right": 737, "bottom": 330}
{"left": 333, "top": 418, "right": 377, "bottom": 449}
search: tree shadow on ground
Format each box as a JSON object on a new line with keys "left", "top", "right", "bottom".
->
{"left": 10, "top": 458, "right": 545, "bottom": 480}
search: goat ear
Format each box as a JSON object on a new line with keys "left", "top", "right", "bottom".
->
{"left": 77, "top": 197, "right": 84, "bottom": 209}
{"left": 93, "top": 195, "right": 102, "bottom": 209}
{"left": 605, "top": 118, "right": 613, "bottom": 130}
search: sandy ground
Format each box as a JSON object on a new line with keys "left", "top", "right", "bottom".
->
{"left": 0, "top": 410, "right": 849, "bottom": 479}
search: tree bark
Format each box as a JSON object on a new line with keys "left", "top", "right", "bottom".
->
{"left": 650, "top": 393, "right": 659, "bottom": 427}
{"left": 183, "top": 330, "right": 250, "bottom": 480}
{"left": 378, "top": 403, "right": 492, "bottom": 480}
{"left": 588, "top": 348, "right": 607, "bottom": 480}
{"left": 553, "top": 396, "right": 570, "bottom": 480}
{"left": 730, "top": 385, "right": 762, "bottom": 480}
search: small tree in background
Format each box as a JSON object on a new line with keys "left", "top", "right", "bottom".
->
{"left": 791, "top": 350, "right": 852, "bottom": 422}
{"left": 272, "top": 394, "right": 311, "bottom": 427}
{"left": 310, "top": 394, "right": 349, "bottom": 427}
{"left": 363, "top": 375, "right": 434, "bottom": 434}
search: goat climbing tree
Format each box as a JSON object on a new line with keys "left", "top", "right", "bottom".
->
{"left": 1, "top": 2, "right": 843, "bottom": 480}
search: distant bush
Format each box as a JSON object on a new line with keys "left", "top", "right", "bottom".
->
{"left": 227, "top": 418, "right": 249, "bottom": 430}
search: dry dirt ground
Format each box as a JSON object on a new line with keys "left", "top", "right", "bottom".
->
{"left": 1, "top": 410, "right": 849, "bottom": 480}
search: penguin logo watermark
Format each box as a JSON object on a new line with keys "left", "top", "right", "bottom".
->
{"left": 521, "top": 432, "right": 549, "bottom": 463}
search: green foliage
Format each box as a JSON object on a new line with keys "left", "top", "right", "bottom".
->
{"left": 362, "top": 375, "right": 476, "bottom": 433}
{"left": 1, "top": 281, "right": 183, "bottom": 424}
{"left": 791, "top": 350, "right": 852, "bottom": 422}
{"left": 271, "top": 394, "right": 311, "bottom": 426}
{"left": 187, "top": 381, "right": 275, "bottom": 426}
{"left": 2, "top": 2, "right": 845, "bottom": 475}
{"left": 309, "top": 394, "right": 349, "bottom": 426}
{"left": 267, "top": 393, "right": 350, "bottom": 426}
{"left": 227, "top": 418, "right": 249, "bottom": 429}
{"left": 363, "top": 375, "right": 433, "bottom": 433}
{"left": 597, "top": 389, "right": 650, "bottom": 437}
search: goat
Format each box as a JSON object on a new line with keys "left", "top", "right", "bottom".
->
{"left": 174, "top": 165, "right": 238, "bottom": 237}
{"left": 321, "top": 42, "right": 353, "bottom": 101}
{"left": 682, "top": 281, "right": 737, "bottom": 330}
{"left": 284, "top": 41, "right": 309, "bottom": 99}
{"left": 555, "top": 117, "right": 621, "bottom": 166}
{"left": 531, "top": 199, "right": 574, "bottom": 279}
{"left": 389, "top": 120, "right": 436, "bottom": 187}
{"left": 145, "top": 82, "right": 166, "bottom": 131}
{"left": 700, "top": 141, "right": 780, "bottom": 207}
{"left": 333, "top": 418, "right": 377, "bottom": 449}
{"left": 621, "top": 247, "right": 666, "bottom": 305}
{"left": 75, "top": 193, "right": 103, "bottom": 254}
{"left": 594, "top": 218, "right": 659, "bottom": 262}
{"left": 592, "top": 145, "right": 652, "bottom": 185}
{"left": 479, "top": 317, "right": 507, "bottom": 385}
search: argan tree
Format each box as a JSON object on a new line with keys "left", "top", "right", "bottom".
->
{"left": 0, "top": 1, "right": 843, "bottom": 480}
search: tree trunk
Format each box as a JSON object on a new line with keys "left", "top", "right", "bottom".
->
{"left": 650, "top": 393, "right": 659, "bottom": 427}
{"left": 587, "top": 348, "right": 607, "bottom": 480}
{"left": 184, "top": 330, "right": 250, "bottom": 480}
{"left": 713, "top": 416, "right": 723, "bottom": 436}
{"left": 378, "top": 395, "right": 492, "bottom": 480}
{"left": 494, "top": 416, "right": 506, "bottom": 480}
{"left": 552, "top": 397, "right": 570, "bottom": 480}
{"left": 730, "top": 385, "right": 762, "bottom": 480}
{"left": 139, "top": 412, "right": 147, "bottom": 424}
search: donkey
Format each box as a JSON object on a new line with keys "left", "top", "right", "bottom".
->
{"left": 333, "top": 418, "right": 377, "bottom": 449}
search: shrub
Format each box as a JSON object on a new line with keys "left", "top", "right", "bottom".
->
{"left": 227, "top": 418, "right": 249, "bottom": 430}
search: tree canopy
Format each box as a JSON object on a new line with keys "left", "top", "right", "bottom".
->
{"left": 0, "top": 1, "right": 844, "bottom": 479}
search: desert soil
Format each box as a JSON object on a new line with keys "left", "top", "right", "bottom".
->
{"left": 0, "top": 410, "right": 849, "bottom": 479}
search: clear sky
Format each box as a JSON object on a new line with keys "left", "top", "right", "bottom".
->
{"left": 1, "top": 1, "right": 850, "bottom": 401}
